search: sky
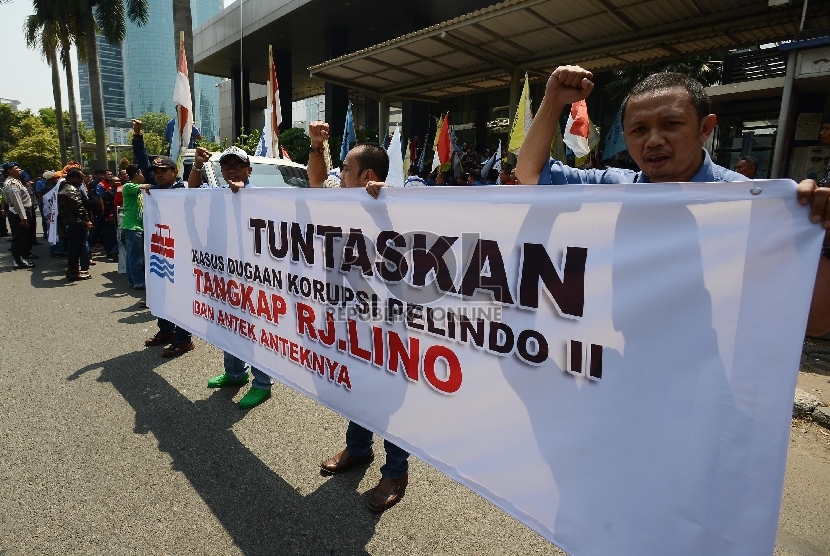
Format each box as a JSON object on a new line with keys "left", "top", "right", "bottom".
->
{"left": 0, "top": 0, "right": 236, "bottom": 113}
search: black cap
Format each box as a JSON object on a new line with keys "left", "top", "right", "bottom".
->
{"left": 150, "top": 156, "right": 177, "bottom": 170}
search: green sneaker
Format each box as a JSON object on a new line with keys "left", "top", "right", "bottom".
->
{"left": 239, "top": 387, "right": 271, "bottom": 409}
{"left": 207, "top": 373, "right": 250, "bottom": 388}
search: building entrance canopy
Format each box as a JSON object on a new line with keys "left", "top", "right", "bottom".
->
{"left": 308, "top": 0, "right": 829, "bottom": 102}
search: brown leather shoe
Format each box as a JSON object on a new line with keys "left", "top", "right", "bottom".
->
{"left": 368, "top": 474, "right": 408, "bottom": 512}
{"left": 162, "top": 342, "right": 195, "bottom": 357}
{"left": 320, "top": 448, "right": 374, "bottom": 474}
{"left": 144, "top": 332, "right": 175, "bottom": 346}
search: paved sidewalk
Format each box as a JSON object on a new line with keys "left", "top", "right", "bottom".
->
{"left": 0, "top": 244, "right": 564, "bottom": 555}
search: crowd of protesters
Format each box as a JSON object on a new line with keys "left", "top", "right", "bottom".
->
{"left": 1, "top": 159, "right": 147, "bottom": 287}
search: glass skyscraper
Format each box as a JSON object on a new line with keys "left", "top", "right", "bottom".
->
{"left": 122, "top": 0, "right": 223, "bottom": 141}
{"left": 78, "top": 0, "right": 223, "bottom": 142}
{"left": 78, "top": 35, "right": 127, "bottom": 141}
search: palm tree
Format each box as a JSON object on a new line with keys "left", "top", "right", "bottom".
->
{"left": 604, "top": 56, "right": 722, "bottom": 102}
{"left": 24, "top": 19, "right": 67, "bottom": 165}
{"left": 25, "top": 0, "right": 86, "bottom": 164}
{"left": 80, "top": 0, "right": 149, "bottom": 170}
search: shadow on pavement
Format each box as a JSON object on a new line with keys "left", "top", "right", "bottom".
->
{"left": 67, "top": 349, "right": 381, "bottom": 555}
{"left": 801, "top": 336, "right": 830, "bottom": 377}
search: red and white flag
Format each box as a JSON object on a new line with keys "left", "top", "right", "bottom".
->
{"left": 563, "top": 99, "right": 591, "bottom": 159}
{"left": 266, "top": 45, "right": 282, "bottom": 158}
{"left": 436, "top": 114, "right": 451, "bottom": 165}
{"left": 171, "top": 32, "right": 193, "bottom": 173}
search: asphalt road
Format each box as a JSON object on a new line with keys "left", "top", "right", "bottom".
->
{"left": 1, "top": 240, "right": 828, "bottom": 555}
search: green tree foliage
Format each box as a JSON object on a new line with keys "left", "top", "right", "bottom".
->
{"left": 233, "top": 128, "right": 262, "bottom": 156}
{"left": 355, "top": 126, "right": 379, "bottom": 144}
{"left": 7, "top": 112, "right": 62, "bottom": 175}
{"left": 604, "top": 56, "right": 722, "bottom": 101}
{"left": 280, "top": 128, "right": 311, "bottom": 164}
{"left": 137, "top": 112, "right": 171, "bottom": 138}
{"left": 78, "top": 120, "right": 96, "bottom": 143}
{"left": 38, "top": 108, "right": 74, "bottom": 154}
{"left": 0, "top": 104, "right": 23, "bottom": 163}
{"left": 197, "top": 138, "right": 226, "bottom": 153}
{"left": 127, "top": 131, "right": 165, "bottom": 157}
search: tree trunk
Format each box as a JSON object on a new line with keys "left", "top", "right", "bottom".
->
{"left": 62, "top": 44, "right": 83, "bottom": 164}
{"left": 83, "top": 2, "right": 108, "bottom": 172}
{"left": 172, "top": 0, "right": 195, "bottom": 106}
{"left": 48, "top": 48, "right": 68, "bottom": 166}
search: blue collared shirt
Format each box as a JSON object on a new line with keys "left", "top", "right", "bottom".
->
{"left": 538, "top": 149, "right": 747, "bottom": 185}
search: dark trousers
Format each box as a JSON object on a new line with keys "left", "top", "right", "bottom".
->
{"left": 158, "top": 318, "right": 192, "bottom": 346}
{"left": 8, "top": 212, "right": 30, "bottom": 258}
{"left": 66, "top": 225, "right": 90, "bottom": 271}
{"left": 102, "top": 219, "right": 118, "bottom": 257}
{"left": 27, "top": 208, "right": 37, "bottom": 246}
{"left": 346, "top": 421, "right": 409, "bottom": 479}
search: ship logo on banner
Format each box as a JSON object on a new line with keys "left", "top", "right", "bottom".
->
{"left": 149, "top": 223, "right": 175, "bottom": 283}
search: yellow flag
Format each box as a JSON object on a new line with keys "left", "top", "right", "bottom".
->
{"left": 551, "top": 123, "right": 566, "bottom": 162}
{"left": 508, "top": 74, "right": 532, "bottom": 155}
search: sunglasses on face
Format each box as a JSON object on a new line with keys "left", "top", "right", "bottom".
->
{"left": 220, "top": 162, "right": 248, "bottom": 171}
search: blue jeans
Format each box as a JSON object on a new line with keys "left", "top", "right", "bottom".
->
{"left": 49, "top": 236, "right": 66, "bottom": 256}
{"left": 223, "top": 352, "right": 272, "bottom": 390}
{"left": 346, "top": 421, "right": 409, "bottom": 479}
{"left": 157, "top": 318, "right": 191, "bottom": 345}
{"left": 123, "top": 229, "right": 145, "bottom": 287}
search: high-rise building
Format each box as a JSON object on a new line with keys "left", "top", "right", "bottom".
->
{"left": 78, "top": 0, "right": 223, "bottom": 143}
{"left": 78, "top": 35, "right": 127, "bottom": 136}
{"left": 122, "top": 0, "right": 222, "bottom": 142}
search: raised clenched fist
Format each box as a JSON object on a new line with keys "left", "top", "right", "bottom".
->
{"left": 309, "top": 121, "right": 330, "bottom": 146}
{"left": 545, "top": 66, "right": 595, "bottom": 107}
{"left": 194, "top": 146, "right": 212, "bottom": 167}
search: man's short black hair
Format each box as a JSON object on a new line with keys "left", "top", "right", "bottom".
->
{"left": 352, "top": 143, "right": 389, "bottom": 181}
{"left": 125, "top": 164, "right": 141, "bottom": 180}
{"left": 738, "top": 155, "right": 758, "bottom": 169}
{"left": 408, "top": 165, "right": 419, "bottom": 175}
{"left": 66, "top": 168, "right": 84, "bottom": 181}
{"left": 93, "top": 168, "right": 105, "bottom": 176}
{"left": 621, "top": 72, "right": 711, "bottom": 129}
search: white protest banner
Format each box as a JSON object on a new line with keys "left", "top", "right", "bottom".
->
{"left": 143, "top": 182, "right": 822, "bottom": 556}
{"left": 43, "top": 181, "right": 59, "bottom": 246}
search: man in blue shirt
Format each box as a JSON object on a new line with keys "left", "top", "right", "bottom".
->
{"left": 512, "top": 65, "right": 830, "bottom": 339}
{"left": 516, "top": 66, "right": 744, "bottom": 186}
{"left": 187, "top": 145, "right": 274, "bottom": 409}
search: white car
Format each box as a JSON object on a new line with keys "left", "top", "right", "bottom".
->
{"left": 182, "top": 149, "right": 310, "bottom": 189}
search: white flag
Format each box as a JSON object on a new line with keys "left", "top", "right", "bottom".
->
{"left": 385, "top": 124, "right": 404, "bottom": 187}
{"left": 43, "top": 180, "right": 60, "bottom": 245}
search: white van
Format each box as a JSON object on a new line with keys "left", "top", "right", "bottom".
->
{"left": 181, "top": 149, "right": 310, "bottom": 189}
